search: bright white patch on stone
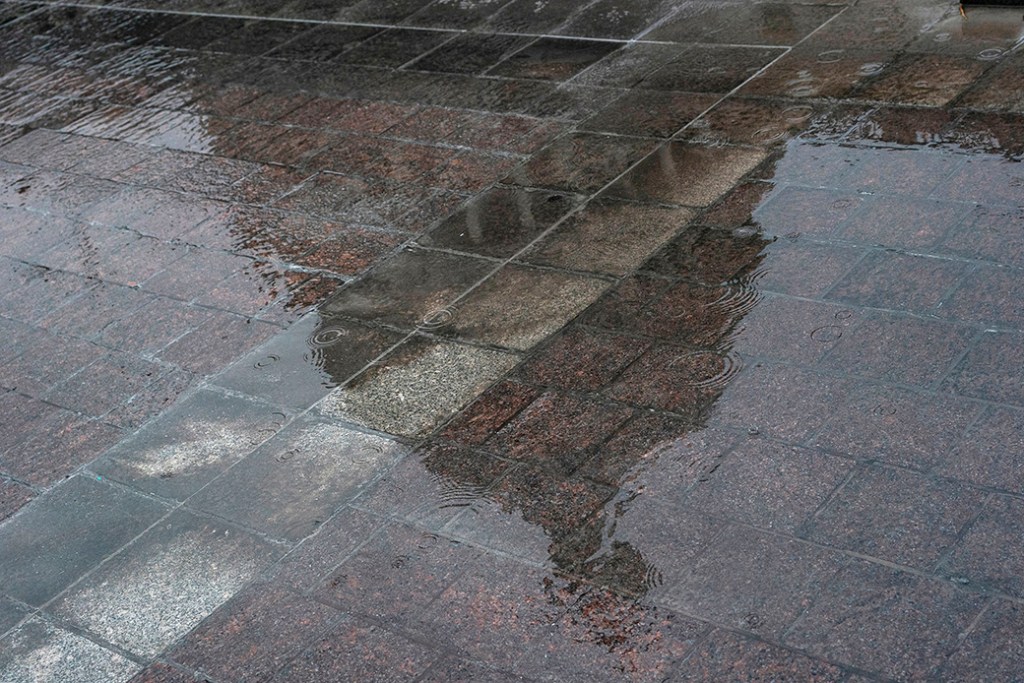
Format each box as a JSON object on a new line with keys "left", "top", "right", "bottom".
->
{"left": 321, "top": 342, "right": 518, "bottom": 437}
{"left": 58, "top": 530, "right": 267, "bottom": 658}
{"left": 128, "top": 422, "right": 261, "bottom": 478}
{"left": 0, "top": 619, "right": 139, "bottom": 683}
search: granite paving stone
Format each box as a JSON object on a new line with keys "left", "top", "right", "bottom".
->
{"left": 839, "top": 195, "right": 970, "bottom": 250}
{"left": 487, "top": 38, "right": 622, "bottom": 82}
{"left": 523, "top": 200, "right": 693, "bottom": 277}
{"left": 315, "top": 523, "right": 480, "bottom": 635}
{"left": 187, "top": 414, "right": 405, "bottom": 541}
{"left": 709, "top": 363, "right": 856, "bottom": 444}
{"left": 811, "top": 383, "right": 983, "bottom": 471}
{"left": 0, "top": 618, "right": 140, "bottom": 683}
{"left": 731, "top": 295, "right": 863, "bottom": 367}
{"left": 800, "top": 465, "right": 985, "bottom": 571}
{"left": 684, "top": 439, "right": 851, "bottom": 534}
{"left": 440, "top": 265, "right": 610, "bottom": 351}
{"left": 661, "top": 526, "right": 847, "bottom": 639}
{"left": 751, "top": 186, "right": 864, "bottom": 239}
{"left": 647, "top": 3, "right": 842, "bottom": 46}
{"left": 320, "top": 336, "right": 520, "bottom": 437}
{"left": 269, "top": 506, "right": 384, "bottom": 591}
{"left": 941, "top": 494, "right": 1024, "bottom": 599}
{"left": 418, "top": 552, "right": 571, "bottom": 668}
{"left": 938, "top": 600, "right": 1024, "bottom": 681}
{"left": 581, "top": 91, "right": 716, "bottom": 138}
{"left": 519, "top": 594, "right": 708, "bottom": 681}
{"left": 826, "top": 250, "right": 970, "bottom": 315}
{"left": 503, "top": 133, "right": 656, "bottom": 195}
{"left": 739, "top": 47, "right": 895, "bottom": 100}
{"left": 0, "top": 595, "right": 30, "bottom": 639}
{"left": 606, "top": 143, "right": 767, "bottom": 208}
{"left": 90, "top": 388, "right": 292, "bottom": 500}
{"left": 942, "top": 264, "right": 1024, "bottom": 330}
{"left": 786, "top": 559, "right": 986, "bottom": 680}
{"left": 167, "top": 583, "right": 342, "bottom": 683}
{"left": 319, "top": 247, "right": 494, "bottom": 329}
{"left": 438, "top": 379, "right": 541, "bottom": 446}
{"left": 940, "top": 205, "right": 1024, "bottom": 268}
{"left": 352, "top": 441, "right": 511, "bottom": 531}
{"left": 937, "top": 406, "right": 1024, "bottom": 493}
{"left": 50, "top": 509, "right": 284, "bottom": 658}
{"left": 842, "top": 145, "right": 961, "bottom": 197}
{"left": 753, "top": 239, "right": 864, "bottom": 296}
{"left": 418, "top": 187, "right": 579, "bottom": 260}
{"left": 212, "top": 314, "right": 403, "bottom": 409}
{"left": 0, "top": 480, "right": 32, "bottom": 525}
{"left": 125, "top": 663, "right": 196, "bottom": 683}
{"left": 513, "top": 326, "right": 650, "bottom": 393}
{"left": 677, "top": 98, "right": 820, "bottom": 148}
{"left": 820, "top": 312, "right": 974, "bottom": 388}
{"left": 942, "top": 330, "right": 1024, "bottom": 406}
{"left": 0, "top": 409, "right": 123, "bottom": 487}
{"left": 638, "top": 46, "right": 786, "bottom": 94}
{"left": 486, "top": 391, "right": 632, "bottom": 476}
{"left": 3, "top": 2, "right": 1024, "bottom": 680}
{"left": 270, "top": 617, "right": 438, "bottom": 682}
{"left": 0, "top": 476, "right": 166, "bottom": 606}
{"left": 671, "top": 629, "right": 845, "bottom": 682}
{"left": 157, "top": 311, "right": 282, "bottom": 376}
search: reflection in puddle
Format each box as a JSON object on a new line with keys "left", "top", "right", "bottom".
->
{"left": 3, "top": 0, "right": 1024, "bottom": 679}
{"left": 297, "top": 101, "right": 1024, "bottom": 676}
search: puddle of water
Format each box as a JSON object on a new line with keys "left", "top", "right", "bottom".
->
{"left": 3, "top": 1, "right": 1024, "bottom": 679}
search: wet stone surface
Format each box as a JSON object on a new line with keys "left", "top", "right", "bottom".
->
{"left": 2, "top": 1, "right": 1024, "bottom": 681}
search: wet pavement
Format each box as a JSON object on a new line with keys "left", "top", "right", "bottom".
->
{"left": 1, "top": 0, "right": 1024, "bottom": 680}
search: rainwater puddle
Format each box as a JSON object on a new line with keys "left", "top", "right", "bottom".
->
{"left": 2, "top": 1, "right": 1024, "bottom": 681}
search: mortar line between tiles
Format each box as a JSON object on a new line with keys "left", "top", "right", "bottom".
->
{"left": 18, "top": 0, "right": 798, "bottom": 49}
{"left": 677, "top": 619, "right": 878, "bottom": 683}
{"left": 704, "top": 515, "right": 1021, "bottom": 605}
{"left": 23, "top": 608, "right": 153, "bottom": 665}
{"left": 791, "top": 463, "right": 866, "bottom": 540}
{"left": 927, "top": 597, "right": 997, "bottom": 680}
{"left": 926, "top": 325, "right": 988, "bottom": 394}
{"left": 930, "top": 261, "right": 978, "bottom": 317}
{"left": 930, "top": 490, "right": 999, "bottom": 579}
{"left": 814, "top": 246, "right": 875, "bottom": 301}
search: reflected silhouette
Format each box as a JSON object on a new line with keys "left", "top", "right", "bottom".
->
{"left": 305, "top": 198, "right": 772, "bottom": 674}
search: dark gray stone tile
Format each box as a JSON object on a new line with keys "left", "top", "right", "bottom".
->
{"left": 188, "top": 414, "right": 406, "bottom": 541}
{"left": 90, "top": 389, "right": 292, "bottom": 501}
{"left": 212, "top": 314, "right": 403, "bottom": 410}
{"left": 0, "top": 476, "right": 166, "bottom": 606}
{"left": 0, "top": 595, "right": 30, "bottom": 638}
